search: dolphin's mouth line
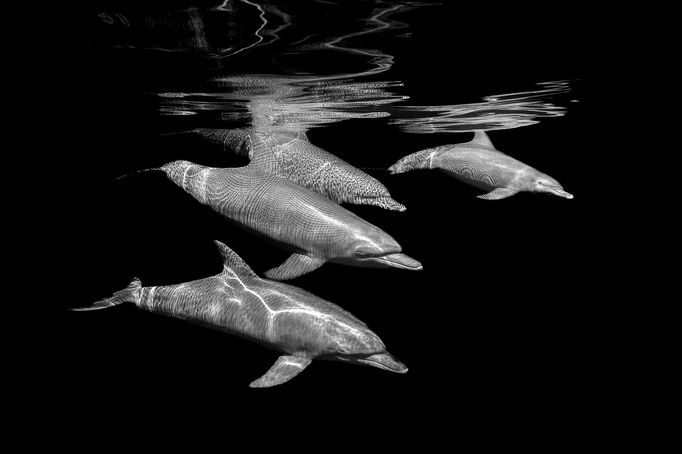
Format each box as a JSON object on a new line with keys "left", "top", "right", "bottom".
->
{"left": 548, "top": 186, "right": 574, "bottom": 199}
{"left": 338, "top": 353, "right": 408, "bottom": 373}
{"left": 331, "top": 353, "right": 408, "bottom": 373}
{"left": 356, "top": 358, "right": 409, "bottom": 373}
{"left": 336, "top": 251, "right": 422, "bottom": 270}
{"left": 368, "top": 254, "right": 423, "bottom": 270}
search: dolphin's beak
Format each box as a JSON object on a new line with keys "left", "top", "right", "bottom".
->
{"left": 356, "top": 352, "right": 408, "bottom": 373}
{"left": 548, "top": 187, "right": 574, "bottom": 199}
{"left": 374, "top": 196, "right": 406, "bottom": 212}
{"left": 370, "top": 253, "right": 423, "bottom": 270}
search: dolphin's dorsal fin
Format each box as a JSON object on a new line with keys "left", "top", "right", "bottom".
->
{"left": 214, "top": 240, "right": 258, "bottom": 278}
{"left": 469, "top": 131, "right": 495, "bottom": 149}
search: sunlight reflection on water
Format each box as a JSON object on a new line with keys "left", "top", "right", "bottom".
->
{"left": 157, "top": 77, "right": 572, "bottom": 136}
{"left": 94, "top": 1, "right": 574, "bottom": 135}
{"left": 388, "top": 80, "right": 572, "bottom": 133}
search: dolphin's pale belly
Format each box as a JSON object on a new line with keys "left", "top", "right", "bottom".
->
{"left": 202, "top": 168, "right": 387, "bottom": 258}
{"left": 136, "top": 272, "right": 374, "bottom": 356}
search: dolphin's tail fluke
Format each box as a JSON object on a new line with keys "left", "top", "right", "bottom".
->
{"left": 388, "top": 146, "right": 448, "bottom": 174}
{"left": 71, "top": 278, "right": 142, "bottom": 311}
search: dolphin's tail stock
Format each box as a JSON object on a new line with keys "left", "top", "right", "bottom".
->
{"left": 388, "top": 146, "right": 448, "bottom": 174}
{"left": 71, "top": 278, "right": 142, "bottom": 311}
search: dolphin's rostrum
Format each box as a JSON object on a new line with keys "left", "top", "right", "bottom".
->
{"left": 389, "top": 131, "right": 573, "bottom": 200}
{"left": 157, "top": 160, "right": 421, "bottom": 280}
{"left": 72, "top": 241, "right": 407, "bottom": 388}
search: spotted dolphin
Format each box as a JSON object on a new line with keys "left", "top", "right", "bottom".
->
{"left": 389, "top": 131, "right": 573, "bottom": 200}
{"left": 159, "top": 160, "right": 421, "bottom": 280}
{"left": 72, "top": 241, "right": 407, "bottom": 388}
{"left": 185, "top": 127, "right": 406, "bottom": 211}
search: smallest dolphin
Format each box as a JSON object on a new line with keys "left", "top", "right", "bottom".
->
{"left": 389, "top": 131, "right": 573, "bottom": 200}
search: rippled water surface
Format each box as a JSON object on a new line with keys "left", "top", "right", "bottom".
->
{"left": 85, "top": 1, "right": 579, "bottom": 135}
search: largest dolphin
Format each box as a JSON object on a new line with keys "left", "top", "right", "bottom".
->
{"left": 158, "top": 160, "right": 421, "bottom": 280}
{"left": 72, "top": 241, "right": 407, "bottom": 388}
{"left": 389, "top": 131, "right": 573, "bottom": 200}
{"left": 184, "top": 127, "right": 406, "bottom": 211}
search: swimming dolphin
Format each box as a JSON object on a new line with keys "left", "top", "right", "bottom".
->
{"left": 184, "top": 127, "right": 406, "bottom": 211}
{"left": 389, "top": 131, "right": 573, "bottom": 200}
{"left": 158, "top": 160, "right": 421, "bottom": 279}
{"left": 72, "top": 240, "right": 407, "bottom": 388}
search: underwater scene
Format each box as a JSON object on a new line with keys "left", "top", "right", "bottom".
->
{"left": 54, "top": 0, "right": 596, "bottom": 437}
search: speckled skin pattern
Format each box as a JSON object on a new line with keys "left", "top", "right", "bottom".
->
{"left": 193, "top": 128, "right": 406, "bottom": 211}
{"left": 160, "top": 160, "right": 421, "bottom": 278}
{"left": 389, "top": 131, "right": 572, "bottom": 200}
{"left": 75, "top": 241, "right": 407, "bottom": 387}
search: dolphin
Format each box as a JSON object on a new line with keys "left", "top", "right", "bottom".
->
{"left": 184, "top": 127, "right": 406, "bottom": 211}
{"left": 158, "top": 160, "right": 421, "bottom": 280}
{"left": 389, "top": 131, "right": 573, "bottom": 200}
{"left": 72, "top": 241, "right": 407, "bottom": 388}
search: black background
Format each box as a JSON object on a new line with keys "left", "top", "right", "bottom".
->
{"left": 44, "top": 0, "right": 606, "bottom": 444}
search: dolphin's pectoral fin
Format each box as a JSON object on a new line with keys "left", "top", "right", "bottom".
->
{"left": 250, "top": 355, "right": 312, "bottom": 388}
{"left": 360, "top": 253, "right": 423, "bottom": 270}
{"left": 264, "top": 254, "right": 325, "bottom": 280}
{"left": 477, "top": 188, "right": 517, "bottom": 200}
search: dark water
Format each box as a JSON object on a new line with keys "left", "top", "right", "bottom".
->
{"left": 50, "top": 0, "right": 598, "bottom": 441}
